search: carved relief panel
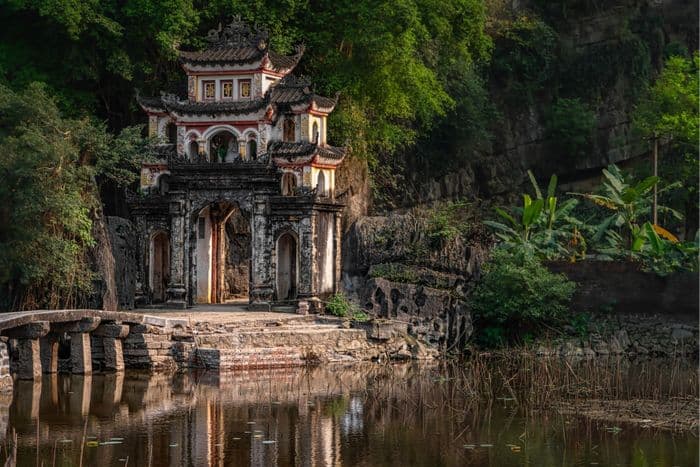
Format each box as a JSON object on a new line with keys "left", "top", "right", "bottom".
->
{"left": 188, "top": 75, "right": 196, "bottom": 100}
{"left": 148, "top": 115, "right": 158, "bottom": 137}
{"left": 177, "top": 126, "right": 186, "bottom": 155}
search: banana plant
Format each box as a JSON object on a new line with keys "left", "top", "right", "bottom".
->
{"left": 485, "top": 171, "right": 585, "bottom": 259}
{"left": 571, "top": 164, "right": 682, "bottom": 250}
{"left": 486, "top": 193, "right": 544, "bottom": 244}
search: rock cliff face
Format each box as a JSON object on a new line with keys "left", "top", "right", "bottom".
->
{"left": 106, "top": 216, "right": 137, "bottom": 310}
{"left": 394, "top": 0, "right": 698, "bottom": 206}
{"left": 342, "top": 214, "right": 488, "bottom": 352}
{"left": 335, "top": 153, "right": 371, "bottom": 229}
{"left": 88, "top": 211, "right": 118, "bottom": 311}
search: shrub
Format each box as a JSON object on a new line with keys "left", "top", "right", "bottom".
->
{"left": 425, "top": 201, "right": 471, "bottom": 248}
{"left": 470, "top": 248, "right": 575, "bottom": 346}
{"left": 325, "top": 293, "right": 367, "bottom": 320}
{"left": 351, "top": 310, "right": 370, "bottom": 322}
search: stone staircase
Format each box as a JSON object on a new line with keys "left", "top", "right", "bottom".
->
{"left": 188, "top": 319, "right": 384, "bottom": 370}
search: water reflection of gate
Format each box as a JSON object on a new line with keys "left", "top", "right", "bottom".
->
{"left": 1, "top": 365, "right": 401, "bottom": 466}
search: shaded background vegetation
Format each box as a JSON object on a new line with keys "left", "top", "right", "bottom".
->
{"left": 0, "top": 0, "right": 697, "bottom": 310}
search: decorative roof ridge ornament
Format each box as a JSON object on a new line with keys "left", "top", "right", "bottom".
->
{"left": 205, "top": 16, "right": 269, "bottom": 50}
{"left": 160, "top": 91, "right": 183, "bottom": 105}
{"left": 278, "top": 74, "right": 313, "bottom": 89}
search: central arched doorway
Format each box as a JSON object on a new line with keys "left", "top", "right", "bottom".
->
{"left": 150, "top": 231, "right": 170, "bottom": 302}
{"left": 195, "top": 201, "right": 251, "bottom": 304}
{"left": 276, "top": 233, "right": 298, "bottom": 301}
{"left": 207, "top": 130, "right": 238, "bottom": 162}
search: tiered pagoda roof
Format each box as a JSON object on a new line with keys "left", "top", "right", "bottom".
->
{"left": 137, "top": 75, "right": 338, "bottom": 117}
{"left": 177, "top": 17, "right": 304, "bottom": 73}
{"left": 268, "top": 141, "right": 346, "bottom": 168}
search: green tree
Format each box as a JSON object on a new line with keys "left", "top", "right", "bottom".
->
{"left": 0, "top": 83, "right": 148, "bottom": 310}
{"left": 634, "top": 54, "right": 699, "bottom": 145}
{"left": 633, "top": 53, "right": 699, "bottom": 237}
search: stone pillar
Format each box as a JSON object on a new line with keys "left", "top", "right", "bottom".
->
{"left": 176, "top": 125, "right": 186, "bottom": 156}
{"left": 4, "top": 322, "right": 49, "bottom": 380}
{"left": 216, "top": 220, "right": 226, "bottom": 304}
{"left": 0, "top": 340, "right": 12, "bottom": 393}
{"left": 334, "top": 211, "right": 343, "bottom": 294}
{"left": 16, "top": 340, "right": 42, "bottom": 380}
{"left": 133, "top": 215, "right": 149, "bottom": 307}
{"left": 249, "top": 198, "right": 273, "bottom": 309}
{"left": 167, "top": 195, "right": 188, "bottom": 309}
{"left": 70, "top": 333, "right": 92, "bottom": 375}
{"left": 93, "top": 323, "right": 129, "bottom": 372}
{"left": 300, "top": 212, "right": 315, "bottom": 298}
{"left": 40, "top": 335, "right": 59, "bottom": 374}
{"left": 52, "top": 318, "right": 100, "bottom": 375}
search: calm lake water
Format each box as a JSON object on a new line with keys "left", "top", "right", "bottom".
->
{"left": 0, "top": 363, "right": 697, "bottom": 466}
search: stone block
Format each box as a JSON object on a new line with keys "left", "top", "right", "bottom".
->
{"left": 93, "top": 323, "right": 130, "bottom": 339}
{"left": 4, "top": 322, "right": 50, "bottom": 340}
{"left": 53, "top": 317, "right": 101, "bottom": 334}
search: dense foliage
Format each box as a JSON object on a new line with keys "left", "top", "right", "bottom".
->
{"left": 470, "top": 248, "right": 576, "bottom": 347}
{"left": 0, "top": 1, "right": 695, "bottom": 310}
{"left": 0, "top": 84, "right": 148, "bottom": 310}
{"left": 484, "top": 171, "right": 585, "bottom": 260}
{"left": 633, "top": 53, "right": 699, "bottom": 236}
{"left": 486, "top": 163, "right": 699, "bottom": 276}
{"left": 0, "top": 0, "right": 491, "bottom": 165}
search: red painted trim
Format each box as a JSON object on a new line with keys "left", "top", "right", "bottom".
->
{"left": 311, "top": 163, "right": 340, "bottom": 169}
{"left": 182, "top": 67, "right": 289, "bottom": 78}
{"left": 183, "top": 64, "right": 261, "bottom": 75}
{"left": 185, "top": 121, "right": 260, "bottom": 128}
{"left": 309, "top": 111, "right": 330, "bottom": 117}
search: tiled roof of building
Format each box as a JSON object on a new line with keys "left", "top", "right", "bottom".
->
{"left": 161, "top": 94, "right": 266, "bottom": 115}
{"left": 136, "top": 94, "right": 166, "bottom": 112}
{"left": 268, "top": 50, "right": 302, "bottom": 70}
{"left": 178, "top": 46, "right": 263, "bottom": 65}
{"left": 312, "top": 94, "right": 338, "bottom": 110}
{"left": 137, "top": 75, "right": 337, "bottom": 116}
{"left": 268, "top": 141, "right": 346, "bottom": 161}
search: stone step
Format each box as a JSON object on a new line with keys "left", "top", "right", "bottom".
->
{"left": 269, "top": 305, "right": 297, "bottom": 313}
{"left": 196, "top": 347, "right": 307, "bottom": 369}
{"left": 195, "top": 328, "right": 374, "bottom": 370}
{"left": 191, "top": 314, "right": 320, "bottom": 331}
{"left": 194, "top": 326, "right": 367, "bottom": 349}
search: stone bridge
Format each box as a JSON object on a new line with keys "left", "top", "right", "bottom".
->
{"left": 0, "top": 310, "right": 188, "bottom": 388}
{"left": 0, "top": 308, "right": 434, "bottom": 396}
